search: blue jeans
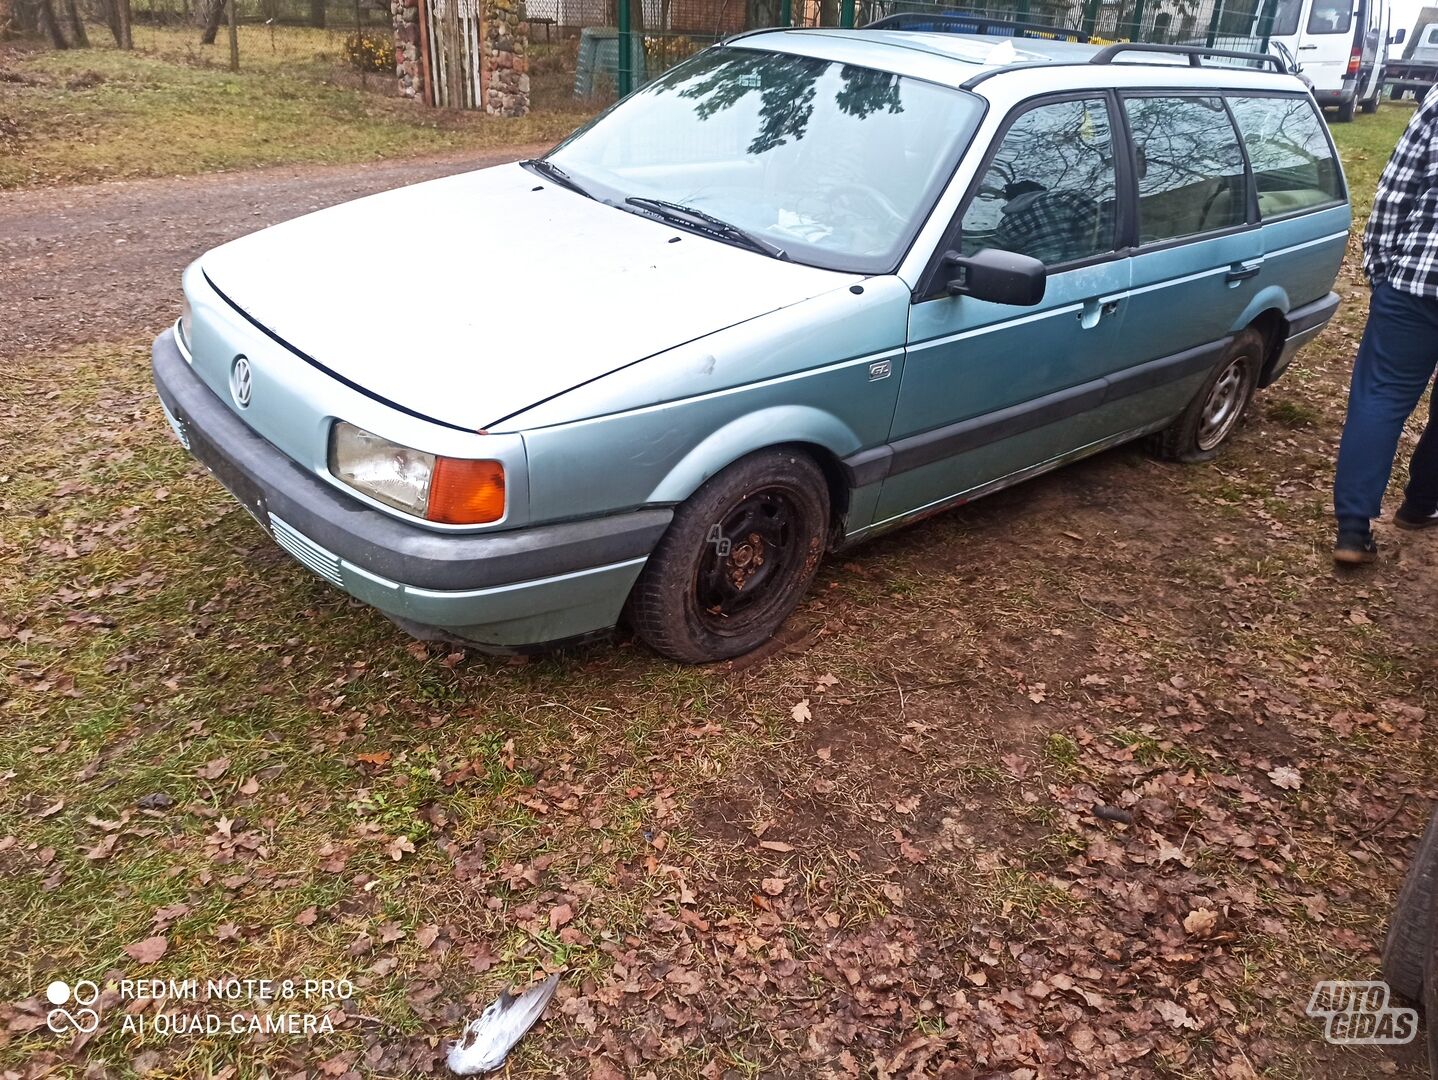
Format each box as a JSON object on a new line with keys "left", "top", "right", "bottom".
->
{"left": 1334, "top": 283, "right": 1438, "bottom": 533}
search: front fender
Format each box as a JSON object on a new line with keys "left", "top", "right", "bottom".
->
{"left": 645, "top": 405, "right": 864, "bottom": 504}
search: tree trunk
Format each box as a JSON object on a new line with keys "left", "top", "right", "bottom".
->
{"left": 62, "top": 0, "right": 88, "bottom": 44}
{"left": 114, "top": 0, "right": 131, "bottom": 47}
{"left": 199, "top": 0, "right": 223, "bottom": 43}
{"left": 818, "top": 0, "right": 837, "bottom": 25}
{"left": 309, "top": 0, "right": 324, "bottom": 26}
{"left": 227, "top": 0, "right": 237, "bottom": 69}
{"left": 38, "top": 0, "right": 68, "bottom": 45}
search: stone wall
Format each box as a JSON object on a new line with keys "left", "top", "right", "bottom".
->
{"left": 391, "top": 0, "right": 529, "bottom": 115}
{"left": 392, "top": 0, "right": 424, "bottom": 101}
{"left": 481, "top": 0, "right": 529, "bottom": 116}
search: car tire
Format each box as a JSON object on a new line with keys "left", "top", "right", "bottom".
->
{"left": 1336, "top": 94, "right": 1357, "bottom": 122}
{"left": 1154, "top": 327, "right": 1263, "bottom": 464}
{"left": 1384, "top": 806, "right": 1438, "bottom": 1004}
{"left": 626, "top": 448, "right": 830, "bottom": 664}
{"left": 1363, "top": 84, "right": 1383, "bottom": 113}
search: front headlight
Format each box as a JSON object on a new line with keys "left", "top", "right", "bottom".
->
{"left": 329, "top": 422, "right": 505, "bottom": 525}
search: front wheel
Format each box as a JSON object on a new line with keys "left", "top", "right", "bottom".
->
{"left": 1154, "top": 328, "right": 1262, "bottom": 464}
{"left": 626, "top": 449, "right": 830, "bottom": 663}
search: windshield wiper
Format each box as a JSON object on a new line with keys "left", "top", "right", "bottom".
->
{"left": 521, "top": 158, "right": 594, "bottom": 200}
{"left": 624, "top": 197, "right": 788, "bottom": 260}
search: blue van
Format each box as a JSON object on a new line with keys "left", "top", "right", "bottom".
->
{"left": 154, "top": 30, "right": 1348, "bottom": 662}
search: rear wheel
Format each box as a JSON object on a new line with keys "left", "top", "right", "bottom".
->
{"left": 1154, "top": 328, "right": 1262, "bottom": 463}
{"left": 627, "top": 449, "right": 829, "bottom": 663}
{"left": 1336, "top": 94, "right": 1357, "bottom": 122}
{"left": 1384, "top": 806, "right": 1438, "bottom": 1004}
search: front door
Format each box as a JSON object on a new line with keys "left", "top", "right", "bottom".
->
{"left": 876, "top": 94, "right": 1132, "bottom": 526}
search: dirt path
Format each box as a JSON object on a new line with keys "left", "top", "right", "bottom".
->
{"left": 0, "top": 145, "right": 545, "bottom": 364}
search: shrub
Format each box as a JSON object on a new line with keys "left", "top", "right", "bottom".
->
{"left": 342, "top": 31, "right": 396, "bottom": 74}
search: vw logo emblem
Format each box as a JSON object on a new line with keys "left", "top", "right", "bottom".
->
{"left": 230, "top": 356, "right": 253, "bottom": 408}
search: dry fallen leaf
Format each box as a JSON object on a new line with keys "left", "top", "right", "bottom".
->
{"left": 760, "top": 876, "right": 788, "bottom": 896}
{"left": 790, "top": 699, "right": 812, "bottom": 723}
{"left": 195, "top": 757, "right": 230, "bottom": 781}
{"left": 1155, "top": 999, "right": 1198, "bottom": 1030}
{"left": 1267, "top": 766, "right": 1302, "bottom": 790}
{"left": 1183, "top": 908, "right": 1219, "bottom": 938}
{"left": 124, "top": 935, "right": 168, "bottom": 964}
{"left": 294, "top": 906, "right": 318, "bottom": 927}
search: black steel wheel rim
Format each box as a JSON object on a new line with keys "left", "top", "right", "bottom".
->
{"left": 693, "top": 485, "right": 807, "bottom": 634}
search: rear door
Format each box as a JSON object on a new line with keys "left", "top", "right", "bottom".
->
{"left": 1297, "top": 0, "right": 1361, "bottom": 96}
{"left": 1108, "top": 93, "right": 1263, "bottom": 426}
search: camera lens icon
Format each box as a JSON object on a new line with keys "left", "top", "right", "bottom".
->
{"left": 45, "top": 980, "right": 100, "bottom": 1035}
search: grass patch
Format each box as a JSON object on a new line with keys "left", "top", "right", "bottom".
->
{"left": 0, "top": 25, "right": 594, "bottom": 188}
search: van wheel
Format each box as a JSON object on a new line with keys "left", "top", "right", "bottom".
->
{"left": 627, "top": 449, "right": 829, "bottom": 664}
{"left": 1155, "top": 328, "right": 1262, "bottom": 464}
{"left": 1336, "top": 95, "right": 1357, "bottom": 122}
{"left": 1362, "top": 85, "right": 1382, "bottom": 113}
{"left": 1384, "top": 806, "right": 1438, "bottom": 1004}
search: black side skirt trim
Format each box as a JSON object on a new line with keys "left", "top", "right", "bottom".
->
{"left": 1284, "top": 291, "right": 1341, "bottom": 337}
{"left": 841, "top": 337, "right": 1230, "bottom": 487}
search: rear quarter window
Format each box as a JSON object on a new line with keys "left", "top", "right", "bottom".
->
{"left": 1228, "top": 94, "right": 1344, "bottom": 218}
{"left": 1306, "top": 0, "right": 1354, "bottom": 33}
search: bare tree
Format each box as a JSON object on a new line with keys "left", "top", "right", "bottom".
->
{"left": 62, "top": 0, "right": 88, "bottom": 44}
{"left": 227, "top": 0, "right": 237, "bottom": 70}
{"left": 199, "top": 0, "right": 224, "bottom": 43}
{"left": 35, "top": 0, "right": 69, "bottom": 47}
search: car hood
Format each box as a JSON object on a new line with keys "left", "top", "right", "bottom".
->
{"left": 200, "top": 163, "right": 858, "bottom": 430}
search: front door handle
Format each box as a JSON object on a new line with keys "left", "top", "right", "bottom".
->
{"left": 1298, "top": 43, "right": 1319, "bottom": 49}
{"left": 1225, "top": 260, "right": 1264, "bottom": 284}
{"left": 1079, "top": 296, "right": 1122, "bottom": 330}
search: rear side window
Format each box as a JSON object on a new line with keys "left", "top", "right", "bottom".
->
{"left": 1123, "top": 96, "right": 1248, "bottom": 245}
{"left": 1228, "top": 94, "right": 1344, "bottom": 217}
{"left": 958, "top": 97, "right": 1118, "bottom": 267}
{"left": 1306, "top": 0, "right": 1354, "bottom": 33}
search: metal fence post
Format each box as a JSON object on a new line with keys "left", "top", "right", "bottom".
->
{"left": 1122, "top": 0, "right": 1146, "bottom": 40}
{"left": 1081, "top": 0, "right": 1102, "bottom": 37}
{"left": 1256, "top": 0, "right": 1278, "bottom": 49}
{"left": 840, "top": 0, "right": 855, "bottom": 28}
{"left": 1205, "top": 0, "right": 1225, "bottom": 47}
{"left": 617, "top": 0, "right": 632, "bottom": 97}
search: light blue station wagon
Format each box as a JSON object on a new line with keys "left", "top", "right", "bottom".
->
{"left": 153, "top": 27, "right": 1348, "bottom": 662}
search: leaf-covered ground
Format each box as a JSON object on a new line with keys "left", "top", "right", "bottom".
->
{"left": 2, "top": 105, "right": 1436, "bottom": 1079}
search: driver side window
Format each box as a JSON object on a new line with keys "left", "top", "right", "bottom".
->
{"left": 959, "top": 97, "right": 1118, "bottom": 268}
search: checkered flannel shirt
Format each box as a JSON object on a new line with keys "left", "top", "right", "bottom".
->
{"left": 996, "top": 190, "right": 1106, "bottom": 266}
{"left": 1364, "top": 86, "right": 1438, "bottom": 300}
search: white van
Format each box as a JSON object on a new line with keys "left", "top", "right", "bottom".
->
{"left": 1260, "top": 0, "right": 1390, "bottom": 119}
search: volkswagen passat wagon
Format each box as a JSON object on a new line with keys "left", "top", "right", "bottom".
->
{"left": 153, "top": 29, "right": 1347, "bottom": 662}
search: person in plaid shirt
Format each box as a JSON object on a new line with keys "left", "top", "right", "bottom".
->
{"left": 1333, "top": 87, "right": 1438, "bottom": 563}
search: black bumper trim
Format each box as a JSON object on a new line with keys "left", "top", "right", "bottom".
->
{"left": 1284, "top": 290, "right": 1340, "bottom": 337}
{"left": 151, "top": 332, "right": 672, "bottom": 591}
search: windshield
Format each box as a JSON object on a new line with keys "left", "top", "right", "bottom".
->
{"left": 547, "top": 47, "right": 983, "bottom": 274}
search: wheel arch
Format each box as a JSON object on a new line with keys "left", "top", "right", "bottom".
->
{"left": 643, "top": 407, "right": 863, "bottom": 539}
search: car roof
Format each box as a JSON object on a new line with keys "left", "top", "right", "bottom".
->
{"left": 735, "top": 27, "right": 1308, "bottom": 96}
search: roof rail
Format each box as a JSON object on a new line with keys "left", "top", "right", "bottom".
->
{"left": 1088, "top": 42, "right": 1287, "bottom": 73}
{"left": 866, "top": 11, "right": 1089, "bottom": 42}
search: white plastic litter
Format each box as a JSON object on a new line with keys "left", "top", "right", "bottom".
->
{"left": 446, "top": 973, "right": 561, "bottom": 1076}
{"left": 985, "top": 39, "right": 1019, "bottom": 65}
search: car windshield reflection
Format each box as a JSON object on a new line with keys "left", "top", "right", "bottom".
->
{"left": 548, "top": 47, "right": 984, "bottom": 273}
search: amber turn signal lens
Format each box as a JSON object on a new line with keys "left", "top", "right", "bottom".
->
{"left": 426, "top": 458, "right": 505, "bottom": 524}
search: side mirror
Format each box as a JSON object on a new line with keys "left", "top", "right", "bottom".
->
{"left": 944, "top": 248, "right": 1046, "bottom": 306}
{"left": 1392, "top": 27, "right": 1406, "bottom": 43}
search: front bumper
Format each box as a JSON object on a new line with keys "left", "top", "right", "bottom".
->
{"left": 151, "top": 331, "right": 670, "bottom": 649}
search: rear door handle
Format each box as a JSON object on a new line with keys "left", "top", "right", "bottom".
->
{"left": 1225, "top": 260, "right": 1263, "bottom": 284}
